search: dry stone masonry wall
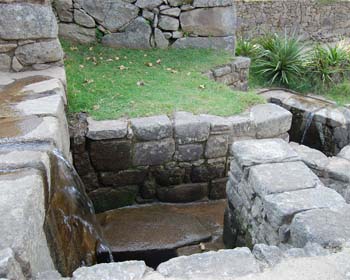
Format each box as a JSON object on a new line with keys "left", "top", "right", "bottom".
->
{"left": 70, "top": 103, "right": 292, "bottom": 213}
{"left": 53, "top": 0, "right": 236, "bottom": 50}
{"left": 0, "top": 0, "right": 64, "bottom": 72}
{"left": 235, "top": 0, "right": 350, "bottom": 42}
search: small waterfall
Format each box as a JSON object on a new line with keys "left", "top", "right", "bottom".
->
{"left": 300, "top": 111, "right": 314, "bottom": 144}
{"left": 44, "top": 149, "right": 113, "bottom": 276}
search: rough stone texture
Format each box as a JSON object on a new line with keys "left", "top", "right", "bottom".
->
{"left": 157, "top": 183, "right": 208, "bottom": 202}
{"left": 130, "top": 115, "right": 172, "bottom": 141}
{"left": 157, "top": 248, "right": 261, "bottom": 279}
{"left": 338, "top": 145, "right": 350, "bottom": 161}
{"left": 58, "top": 23, "right": 96, "bottom": 44}
{"left": 180, "top": 7, "right": 235, "bottom": 36}
{"left": 158, "top": 16, "right": 180, "bottom": 31}
{"left": 74, "top": 9, "right": 95, "bottom": 28}
{"left": 0, "top": 248, "right": 25, "bottom": 280}
{"left": 87, "top": 118, "right": 128, "bottom": 140}
{"left": 102, "top": 17, "right": 152, "bottom": 49}
{"left": 172, "top": 36, "right": 236, "bottom": 52}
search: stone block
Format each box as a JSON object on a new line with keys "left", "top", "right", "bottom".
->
{"left": 176, "top": 144, "right": 204, "bottom": 162}
{"left": 251, "top": 104, "right": 292, "bottom": 138}
{"left": 158, "top": 15, "right": 180, "bottom": 31}
{"left": 290, "top": 205, "right": 350, "bottom": 248}
{"left": 130, "top": 115, "right": 172, "bottom": 141}
{"left": 157, "top": 248, "right": 261, "bottom": 279}
{"left": 172, "top": 36, "right": 235, "bottom": 52}
{"left": 248, "top": 161, "right": 321, "bottom": 197}
{"left": 192, "top": 0, "right": 233, "bottom": 7}
{"left": 199, "top": 114, "right": 232, "bottom": 133}
{"left": 0, "top": 54, "right": 11, "bottom": 71}
{"left": 0, "top": 248, "right": 25, "bottom": 280}
{"left": 133, "top": 138, "right": 175, "bottom": 166}
{"left": 209, "top": 177, "right": 228, "bottom": 199}
{"left": 191, "top": 158, "right": 225, "bottom": 182}
{"left": 205, "top": 134, "right": 229, "bottom": 158}
{"left": 325, "top": 157, "right": 350, "bottom": 182}
{"left": 99, "top": 168, "right": 148, "bottom": 187}
{"left": 152, "top": 164, "right": 186, "bottom": 186}
{"left": 74, "top": 9, "right": 95, "bottom": 28}
{"left": 59, "top": 23, "right": 96, "bottom": 44}
{"left": 232, "top": 56, "right": 251, "bottom": 70}
{"left": 228, "top": 114, "right": 256, "bottom": 138}
{"left": 135, "top": 0, "right": 163, "bottom": 9}
{"left": 263, "top": 186, "right": 345, "bottom": 227}
{"left": 87, "top": 118, "right": 128, "bottom": 140}
{"left": 338, "top": 145, "right": 350, "bottom": 161}
{"left": 157, "top": 183, "right": 208, "bottom": 202}
{"left": 252, "top": 244, "right": 283, "bottom": 267}
{"left": 54, "top": 0, "right": 73, "bottom": 22}
{"left": 180, "top": 7, "right": 235, "bottom": 36}
{"left": 213, "top": 65, "right": 232, "bottom": 77}
{"left": 232, "top": 139, "right": 299, "bottom": 169}
{"left": 89, "top": 140, "right": 132, "bottom": 171}
{"left": 174, "top": 112, "right": 210, "bottom": 144}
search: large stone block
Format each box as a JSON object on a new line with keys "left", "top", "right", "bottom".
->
{"left": 205, "top": 134, "right": 229, "bottom": 158}
{"left": 15, "top": 40, "right": 63, "bottom": 66}
{"left": 59, "top": 23, "right": 96, "bottom": 44}
{"left": 53, "top": 0, "right": 73, "bottom": 22}
{"left": 158, "top": 15, "right": 180, "bottom": 31}
{"left": 157, "top": 248, "right": 261, "bottom": 279}
{"left": 0, "top": 170, "right": 55, "bottom": 276}
{"left": 87, "top": 118, "right": 128, "bottom": 140}
{"left": 248, "top": 161, "right": 321, "bottom": 197}
{"left": 172, "top": 36, "right": 235, "bottom": 52}
{"left": 174, "top": 112, "right": 210, "bottom": 144}
{"left": 89, "top": 140, "right": 132, "bottom": 171}
{"left": 193, "top": 0, "right": 233, "bottom": 7}
{"left": 102, "top": 17, "right": 152, "bottom": 49}
{"left": 290, "top": 205, "right": 350, "bottom": 248}
{"left": 232, "top": 139, "right": 299, "bottom": 169}
{"left": 133, "top": 138, "right": 175, "bottom": 166}
{"left": 338, "top": 145, "right": 350, "bottom": 161}
{"left": 176, "top": 144, "right": 204, "bottom": 162}
{"left": 99, "top": 168, "right": 148, "bottom": 187}
{"left": 130, "top": 115, "right": 172, "bottom": 141}
{"left": 180, "top": 7, "right": 235, "bottom": 36}
{"left": 251, "top": 104, "right": 292, "bottom": 138}
{"left": 0, "top": 3, "right": 58, "bottom": 40}
{"left": 325, "top": 157, "right": 350, "bottom": 183}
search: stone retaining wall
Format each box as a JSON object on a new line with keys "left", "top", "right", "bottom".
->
{"left": 0, "top": 1, "right": 64, "bottom": 72}
{"left": 235, "top": 0, "right": 350, "bottom": 42}
{"left": 70, "top": 103, "right": 292, "bottom": 213}
{"left": 52, "top": 0, "right": 236, "bottom": 51}
{"left": 261, "top": 89, "right": 350, "bottom": 156}
{"left": 224, "top": 138, "right": 350, "bottom": 249}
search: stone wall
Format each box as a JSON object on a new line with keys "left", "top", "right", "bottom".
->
{"left": 70, "top": 103, "right": 292, "bottom": 213}
{"left": 53, "top": 0, "right": 236, "bottom": 51}
{"left": 224, "top": 138, "right": 350, "bottom": 250}
{"left": 261, "top": 89, "right": 350, "bottom": 156}
{"left": 235, "top": 0, "right": 350, "bottom": 42}
{"left": 0, "top": 0, "right": 64, "bottom": 72}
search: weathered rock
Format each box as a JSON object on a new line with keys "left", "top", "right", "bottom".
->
{"left": 72, "top": 261, "right": 147, "bottom": 280}
{"left": 157, "top": 248, "right": 261, "bottom": 279}
{"left": 0, "top": 43, "right": 17, "bottom": 53}
{"left": 180, "top": 7, "right": 235, "bottom": 36}
{"left": 0, "top": 54, "right": 11, "bottom": 71}
{"left": 174, "top": 112, "right": 210, "bottom": 144}
{"left": 158, "top": 16, "right": 180, "bottom": 31}
{"left": 209, "top": 177, "right": 227, "bottom": 199}
{"left": 135, "top": 0, "right": 163, "bottom": 9}
{"left": 205, "top": 134, "right": 229, "bottom": 158}
{"left": 290, "top": 205, "right": 350, "bottom": 248}
{"left": 0, "top": 3, "right": 58, "bottom": 40}
{"left": 130, "top": 115, "right": 172, "bottom": 141}
{"left": 193, "top": 0, "right": 233, "bottom": 7}
{"left": 0, "top": 248, "right": 25, "bottom": 280}
{"left": 337, "top": 145, "right": 350, "bottom": 161}
{"left": 15, "top": 40, "right": 63, "bottom": 66}
{"left": 53, "top": 0, "right": 73, "bottom": 22}
{"left": 35, "top": 270, "right": 63, "bottom": 280}
{"left": 248, "top": 161, "right": 321, "bottom": 196}
{"left": 228, "top": 114, "right": 256, "bottom": 138}
{"left": 89, "top": 140, "right": 132, "bottom": 171}
{"left": 154, "top": 28, "right": 169, "bottom": 49}
{"left": 87, "top": 118, "right": 128, "bottom": 140}
{"left": 102, "top": 17, "right": 152, "bottom": 49}
{"left": 176, "top": 144, "right": 203, "bottom": 161}
{"left": 133, "top": 138, "right": 175, "bottom": 166}
{"left": 161, "top": 7, "right": 181, "bottom": 17}
{"left": 11, "top": 57, "right": 23, "bottom": 72}
{"left": 59, "top": 23, "right": 96, "bottom": 44}
{"left": 172, "top": 36, "right": 235, "bottom": 51}
{"left": 168, "top": 0, "right": 188, "bottom": 6}
{"left": 325, "top": 157, "right": 350, "bottom": 182}
{"left": 251, "top": 104, "right": 292, "bottom": 139}
{"left": 157, "top": 183, "right": 208, "bottom": 202}
{"left": 74, "top": 9, "right": 95, "bottom": 28}
{"left": 232, "top": 139, "right": 299, "bottom": 169}
{"left": 253, "top": 244, "right": 283, "bottom": 266}
{"left": 100, "top": 168, "right": 148, "bottom": 187}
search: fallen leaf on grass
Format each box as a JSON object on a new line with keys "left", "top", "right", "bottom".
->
{"left": 156, "top": 59, "right": 161, "bottom": 64}
{"left": 145, "top": 62, "right": 153, "bottom": 67}
{"left": 119, "top": 65, "right": 128, "bottom": 70}
{"left": 83, "top": 79, "right": 94, "bottom": 84}
{"left": 136, "top": 80, "right": 145, "bottom": 86}
{"left": 199, "top": 84, "right": 206, "bottom": 89}
{"left": 93, "top": 104, "right": 100, "bottom": 110}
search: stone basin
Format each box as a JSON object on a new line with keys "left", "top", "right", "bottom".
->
{"left": 97, "top": 200, "right": 226, "bottom": 268}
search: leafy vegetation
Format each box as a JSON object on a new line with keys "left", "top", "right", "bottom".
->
{"left": 62, "top": 40, "right": 264, "bottom": 120}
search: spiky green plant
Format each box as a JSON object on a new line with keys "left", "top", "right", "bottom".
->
{"left": 235, "top": 38, "right": 260, "bottom": 59}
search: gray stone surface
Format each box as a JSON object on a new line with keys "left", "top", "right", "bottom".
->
{"left": 325, "top": 157, "right": 350, "bottom": 182}
{"left": 174, "top": 112, "right": 210, "bottom": 144}
{"left": 74, "top": 9, "right": 95, "bottom": 28}
{"left": 180, "top": 7, "right": 235, "bottom": 36}
{"left": 176, "top": 144, "right": 203, "bottom": 162}
{"left": 102, "top": 17, "right": 152, "bottom": 49}
{"left": 248, "top": 161, "right": 321, "bottom": 196}
{"left": 133, "top": 138, "right": 175, "bottom": 166}
{"left": 154, "top": 28, "right": 169, "bottom": 49}
{"left": 193, "top": 0, "right": 233, "bottom": 7}
{"left": 135, "top": 0, "right": 163, "bottom": 9}
{"left": 130, "top": 115, "right": 172, "bottom": 141}
{"left": 87, "top": 118, "right": 128, "bottom": 140}
{"left": 72, "top": 261, "right": 147, "bottom": 280}
{"left": 0, "top": 3, "right": 58, "bottom": 40}
{"left": 54, "top": 0, "right": 73, "bottom": 22}
{"left": 205, "top": 134, "right": 229, "bottom": 158}
{"left": 15, "top": 40, "right": 63, "bottom": 66}
{"left": 251, "top": 104, "right": 292, "bottom": 139}
{"left": 0, "top": 170, "right": 55, "bottom": 276}
{"left": 172, "top": 36, "right": 235, "bottom": 52}
{"left": 232, "top": 139, "right": 299, "bottom": 168}
{"left": 158, "top": 16, "right": 180, "bottom": 31}
{"left": 0, "top": 248, "right": 25, "bottom": 280}
{"left": 157, "top": 248, "right": 261, "bottom": 279}
{"left": 338, "top": 145, "right": 350, "bottom": 161}
{"left": 253, "top": 244, "right": 283, "bottom": 266}
{"left": 157, "top": 183, "right": 208, "bottom": 202}
{"left": 59, "top": 23, "right": 96, "bottom": 44}
{"left": 0, "top": 54, "right": 11, "bottom": 72}
{"left": 290, "top": 205, "right": 350, "bottom": 248}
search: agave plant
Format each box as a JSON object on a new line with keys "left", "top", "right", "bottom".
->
{"left": 235, "top": 38, "right": 260, "bottom": 59}
{"left": 253, "top": 33, "right": 307, "bottom": 86}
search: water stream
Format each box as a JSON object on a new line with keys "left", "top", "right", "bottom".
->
{"left": 44, "top": 149, "right": 113, "bottom": 276}
{"left": 300, "top": 111, "right": 315, "bottom": 144}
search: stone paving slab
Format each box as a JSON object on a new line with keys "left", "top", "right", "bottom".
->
{"left": 232, "top": 139, "right": 299, "bottom": 169}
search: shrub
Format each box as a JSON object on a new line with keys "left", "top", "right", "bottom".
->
{"left": 235, "top": 38, "right": 259, "bottom": 59}
{"left": 253, "top": 33, "right": 307, "bottom": 86}
{"left": 307, "top": 44, "right": 350, "bottom": 86}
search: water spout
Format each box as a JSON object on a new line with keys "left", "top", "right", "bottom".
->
{"left": 300, "top": 111, "right": 314, "bottom": 144}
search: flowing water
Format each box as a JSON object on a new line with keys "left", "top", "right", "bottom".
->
{"left": 300, "top": 111, "right": 315, "bottom": 144}
{"left": 44, "top": 149, "right": 113, "bottom": 276}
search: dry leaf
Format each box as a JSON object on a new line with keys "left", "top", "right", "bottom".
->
{"left": 115, "top": 56, "right": 120, "bottom": 61}
{"left": 83, "top": 79, "right": 94, "bottom": 84}
{"left": 93, "top": 104, "right": 100, "bottom": 111}
{"left": 156, "top": 59, "right": 161, "bottom": 64}
{"left": 136, "top": 80, "right": 145, "bottom": 86}
{"left": 79, "top": 65, "right": 84, "bottom": 69}
{"left": 199, "top": 84, "right": 205, "bottom": 89}
{"left": 146, "top": 62, "right": 153, "bottom": 67}
{"left": 89, "top": 47, "right": 93, "bottom": 51}
{"left": 119, "top": 65, "right": 128, "bottom": 70}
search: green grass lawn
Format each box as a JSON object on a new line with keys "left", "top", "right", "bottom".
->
{"left": 62, "top": 41, "right": 264, "bottom": 120}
